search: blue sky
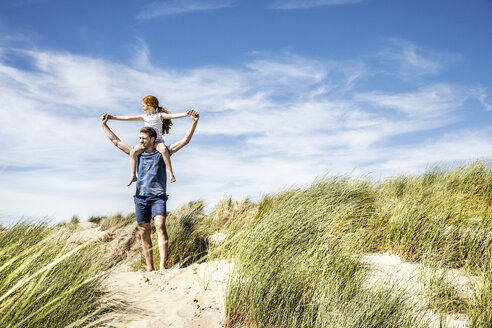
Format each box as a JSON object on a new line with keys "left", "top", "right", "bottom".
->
{"left": 1, "top": 0, "right": 491, "bottom": 224}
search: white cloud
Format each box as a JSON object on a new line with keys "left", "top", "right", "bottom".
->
{"left": 0, "top": 44, "right": 489, "bottom": 225}
{"left": 479, "top": 94, "right": 492, "bottom": 112}
{"left": 364, "top": 128, "right": 492, "bottom": 175}
{"left": 137, "top": 0, "right": 235, "bottom": 19}
{"left": 269, "top": 0, "right": 367, "bottom": 9}
{"left": 377, "top": 40, "right": 461, "bottom": 79}
{"left": 472, "top": 87, "right": 492, "bottom": 112}
{"left": 131, "top": 39, "right": 152, "bottom": 69}
{"left": 354, "top": 84, "right": 469, "bottom": 118}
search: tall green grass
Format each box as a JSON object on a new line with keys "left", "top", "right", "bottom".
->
{"left": 0, "top": 222, "right": 112, "bottom": 327}
{"left": 165, "top": 200, "right": 210, "bottom": 267}
{"left": 379, "top": 162, "right": 492, "bottom": 272}
{"left": 223, "top": 178, "right": 428, "bottom": 327}
{"left": 219, "top": 161, "right": 492, "bottom": 328}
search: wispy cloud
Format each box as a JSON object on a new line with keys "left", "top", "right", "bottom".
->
{"left": 354, "top": 84, "right": 469, "bottom": 118}
{"left": 474, "top": 87, "right": 492, "bottom": 111}
{"left": 269, "top": 0, "right": 367, "bottom": 10}
{"left": 0, "top": 43, "right": 489, "bottom": 224}
{"left": 137, "top": 0, "right": 235, "bottom": 19}
{"left": 377, "top": 39, "right": 461, "bottom": 79}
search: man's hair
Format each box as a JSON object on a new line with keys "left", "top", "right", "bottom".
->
{"left": 140, "top": 127, "right": 157, "bottom": 141}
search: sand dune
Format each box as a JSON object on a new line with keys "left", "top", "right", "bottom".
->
{"left": 102, "top": 260, "right": 233, "bottom": 328}
{"left": 99, "top": 253, "right": 469, "bottom": 328}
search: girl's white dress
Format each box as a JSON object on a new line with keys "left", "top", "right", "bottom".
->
{"left": 142, "top": 112, "right": 165, "bottom": 143}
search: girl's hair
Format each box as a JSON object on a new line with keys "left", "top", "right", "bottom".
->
{"left": 142, "top": 95, "right": 173, "bottom": 134}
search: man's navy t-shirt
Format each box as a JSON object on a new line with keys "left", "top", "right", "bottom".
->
{"left": 135, "top": 151, "right": 167, "bottom": 197}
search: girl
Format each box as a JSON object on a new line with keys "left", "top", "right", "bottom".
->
{"left": 107, "top": 95, "right": 192, "bottom": 186}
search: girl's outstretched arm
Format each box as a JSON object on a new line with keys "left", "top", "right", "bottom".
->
{"left": 169, "top": 111, "right": 199, "bottom": 155}
{"left": 108, "top": 114, "right": 144, "bottom": 121}
{"left": 160, "top": 110, "right": 194, "bottom": 120}
{"left": 100, "top": 114, "right": 132, "bottom": 155}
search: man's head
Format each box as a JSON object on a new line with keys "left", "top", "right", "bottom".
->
{"left": 139, "top": 127, "right": 157, "bottom": 151}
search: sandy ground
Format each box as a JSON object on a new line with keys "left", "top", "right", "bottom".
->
{"left": 100, "top": 253, "right": 470, "bottom": 328}
{"left": 102, "top": 260, "right": 233, "bottom": 328}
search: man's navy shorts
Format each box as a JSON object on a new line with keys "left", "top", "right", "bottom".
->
{"left": 133, "top": 194, "right": 168, "bottom": 225}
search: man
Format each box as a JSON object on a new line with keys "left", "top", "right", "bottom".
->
{"left": 100, "top": 111, "right": 199, "bottom": 271}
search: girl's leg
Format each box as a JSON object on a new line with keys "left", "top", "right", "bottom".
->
{"left": 155, "top": 142, "right": 176, "bottom": 183}
{"left": 128, "top": 143, "right": 145, "bottom": 186}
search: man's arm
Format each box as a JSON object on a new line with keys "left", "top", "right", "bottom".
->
{"left": 169, "top": 111, "right": 199, "bottom": 154}
{"left": 100, "top": 114, "right": 132, "bottom": 155}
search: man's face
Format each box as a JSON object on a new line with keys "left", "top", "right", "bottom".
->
{"left": 139, "top": 132, "right": 154, "bottom": 150}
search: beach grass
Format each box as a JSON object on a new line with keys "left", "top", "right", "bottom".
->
{"left": 221, "top": 178, "right": 429, "bottom": 327}
{"left": 165, "top": 200, "right": 210, "bottom": 267}
{"left": 218, "top": 160, "right": 492, "bottom": 327}
{"left": 2, "top": 160, "right": 491, "bottom": 327}
{"left": 0, "top": 222, "right": 113, "bottom": 328}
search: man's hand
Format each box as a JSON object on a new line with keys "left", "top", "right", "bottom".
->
{"left": 100, "top": 113, "right": 109, "bottom": 124}
{"left": 189, "top": 110, "right": 199, "bottom": 121}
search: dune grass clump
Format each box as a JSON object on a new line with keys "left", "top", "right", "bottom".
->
{"left": 419, "top": 268, "right": 468, "bottom": 315}
{"left": 468, "top": 257, "right": 492, "bottom": 328}
{"left": 224, "top": 177, "right": 429, "bottom": 328}
{"left": 208, "top": 196, "right": 258, "bottom": 233}
{"left": 88, "top": 215, "right": 106, "bottom": 224}
{"left": 163, "top": 200, "right": 212, "bottom": 267}
{"left": 99, "top": 212, "right": 136, "bottom": 231}
{"left": 0, "top": 222, "right": 112, "bottom": 327}
{"left": 70, "top": 215, "right": 80, "bottom": 225}
{"left": 378, "top": 161, "right": 492, "bottom": 271}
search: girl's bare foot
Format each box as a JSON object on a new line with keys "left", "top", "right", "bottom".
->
{"left": 127, "top": 175, "right": 137, "bottom": 186}
{"left": 170, "top": 175, "right": 176, "bottom": 183}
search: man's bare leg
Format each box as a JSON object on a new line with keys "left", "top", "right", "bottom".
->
{"left": 154, "top": 215, "right": 168, "bottom": 270}
{"left": 138, "top": 223, "right": 154, "bottom": 272}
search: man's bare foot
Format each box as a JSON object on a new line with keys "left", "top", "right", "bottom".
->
{"left": 170, "top": 175, "right": 176, "bottom": 183}
{"left": 127, "top": 175, "right": 137, "bottom": 186}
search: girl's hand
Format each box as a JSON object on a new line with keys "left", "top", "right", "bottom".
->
{"left": 186, "top": 109, "right": 194, "bottom": 116}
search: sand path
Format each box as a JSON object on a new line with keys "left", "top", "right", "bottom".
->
{"left": 103, "top": 260, "right": 233, "bottom": 328}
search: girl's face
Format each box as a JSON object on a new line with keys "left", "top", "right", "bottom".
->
{"left": 142, "top": 102, "right": 155, "bottom": 113}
